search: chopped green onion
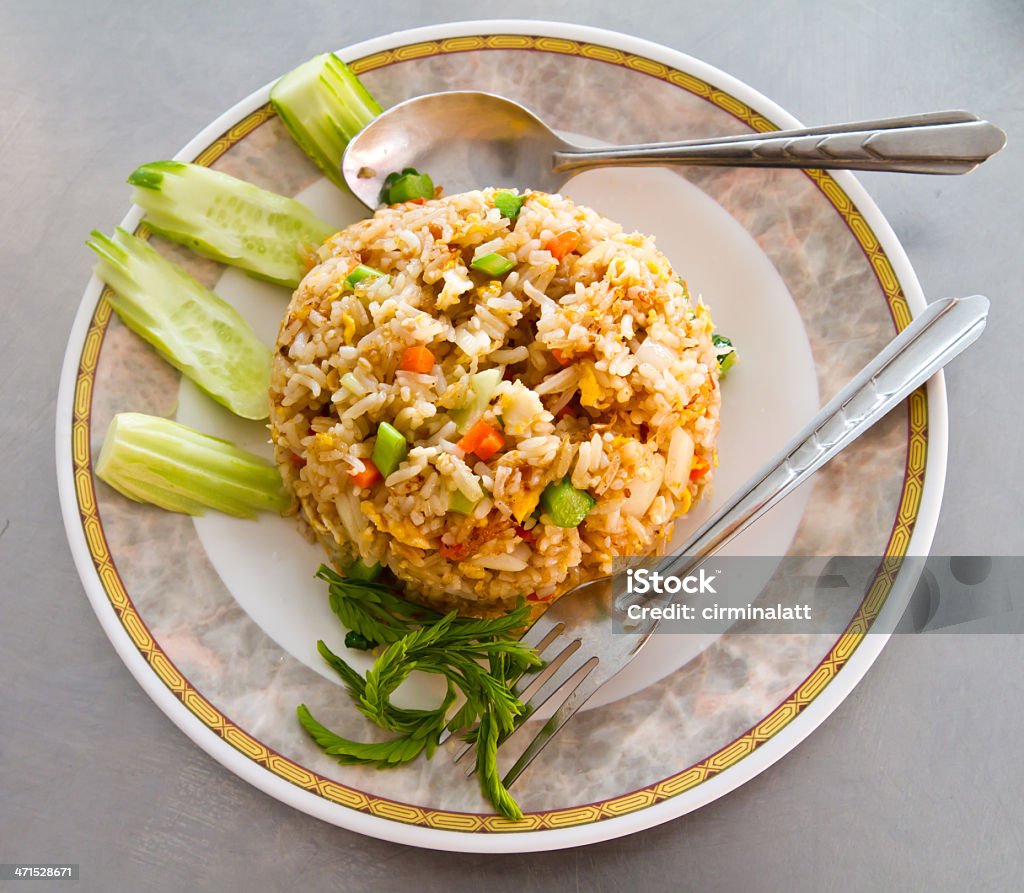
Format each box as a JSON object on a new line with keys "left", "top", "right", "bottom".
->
{"left": 340, "top": 372, "right": 366, "bottom": 395}
{"left": 494, "top": 191, "right": 524, "bottom": 220}
{"left": 127, "top": 160, "right": 334, "bottom": 288}
{"left": 379, "top": 168, "right": 435, "bottom": 205}
{"left": 346, "top": 264, "right": 384, "bottom": 287}
{"left": 372, "top": 422, "right": 408, "bottom": 477}
{"left": 470, "top": 253, "right": 515, "bottom": 277}
{"left": 344, "top": 558, "right": 383, "bottom": 582}
{"left": 96, "top": 413, "right": 290, "bottom": 518}
{"left": 270, "top": 53, "right": 383, "bottom": 191}
{"left": 540, "top": 477, "right": 596, "bottom": 528}
{"left": 447, "top": 488, "right": 479, "bottom": 515}
{"left": 87, "top": 227, "right": 272, "bottom": 420}
{"left": 712, "top": 333, "right": 737, "bottom": 375}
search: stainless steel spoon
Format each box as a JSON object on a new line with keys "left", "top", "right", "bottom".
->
{"left": 341, "top": 91, "right": 1006, "bottom": 209}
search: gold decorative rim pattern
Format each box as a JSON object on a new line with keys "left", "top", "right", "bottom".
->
{"left": 71, "top": 35, "right": 926, "bottom": 834}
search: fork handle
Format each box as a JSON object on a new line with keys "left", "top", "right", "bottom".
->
{"left": 622, "top": 295, "right": 989, "bottom": 643}
{"left": 553, "top": 111, "right": 1007, "bottom": 175}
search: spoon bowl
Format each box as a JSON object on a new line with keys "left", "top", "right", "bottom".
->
{"left": 341, "top": 91, "right": 568, "bottom": 208}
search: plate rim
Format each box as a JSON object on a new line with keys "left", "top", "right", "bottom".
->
{"left": 55, "top": 18, "right": 948, "bottom": 853}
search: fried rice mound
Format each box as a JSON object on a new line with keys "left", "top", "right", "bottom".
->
{"left": 270, "top": 188, "right": 720, "bottom": 616}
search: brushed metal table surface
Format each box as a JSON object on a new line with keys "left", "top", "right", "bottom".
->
{"left": 1, "top": 1, "right": 1021, "bottom": 890}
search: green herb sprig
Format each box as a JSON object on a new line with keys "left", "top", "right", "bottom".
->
{"left": 316, "top": 565, "right": 442, "bottom": 647}
{"left": 299, "top": 566, "right": 543, "bottom": 819}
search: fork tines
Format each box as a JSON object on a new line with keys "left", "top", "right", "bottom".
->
{"left": 450, "top": 611, "right": 603, "bottom": 787}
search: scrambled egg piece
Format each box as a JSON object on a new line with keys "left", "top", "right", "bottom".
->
{"left": 578, "top": 363, "right": 603, "bottom": 409}
{"left": 361, "top": 503, "right": 433, "bottom": 549}
{"left": 497, "top": 381, "right": 547, "bottom": 436}
{"left": 510, "top": 488, "right": 542, "bottom": 523}
{"left": 340, "top": 312, "right": 356, "bottom": 345}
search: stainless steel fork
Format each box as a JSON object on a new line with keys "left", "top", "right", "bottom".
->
{"left": 452, "top": 294, "right": 988, "bottom": 787}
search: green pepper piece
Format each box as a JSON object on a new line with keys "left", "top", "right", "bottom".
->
{"left": 380, "top": 169, "right": 434, "bottom": 204}
{"left": 372, "top": 422, "right": 408, "bottom": 477}
{"left": 494, "top": 191, "right": 524, "bottom": 220}
{"left": 539, "top": 477, "right": 596, "bottom": 528}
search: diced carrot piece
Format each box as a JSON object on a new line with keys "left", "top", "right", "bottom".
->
{"left": 689, "top": 455, "right": 710, "bottom": 481}
{"left": 545, "top": 231, "right": 581, "bottom": 261}
{"left": 456, "top": 423, "right": 483, "bottom": 454}
{"left": 349, "top": 459, "right": 382, "bottom": 488}
{"left": 551, "top": 348, "right": 572, "bottom": 366}
{"left": 456, "top": 421, "right": 484, "bottom": 454}
{"left": 473, "top": 428, "right": 505, "bottom": 461}
{"left": 457, "top": 419, "right": 505, "bottom": 459}
{"left": 399, "top": 345, "right": 436, "bottom": 374}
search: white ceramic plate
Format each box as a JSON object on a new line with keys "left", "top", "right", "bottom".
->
{"left": 56, "top": 20, "right": 945, "bottom": 852}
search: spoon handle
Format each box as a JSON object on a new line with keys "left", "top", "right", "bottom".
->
{"left": 620, "top": 295, "right": 989, "bottom": 642}
{"left": 553, "top": 111, "right": 1006, "bottom": 175}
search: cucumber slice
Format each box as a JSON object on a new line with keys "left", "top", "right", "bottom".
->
{"left": 129, "top": 161, "right": 334, "bottom": 288}
{"left": 96, "top": 413, "right": 289, "bottom": 517}
{"left": 270, "top": 53, "right": 383, "bottom": 191}
{"left": 87, "top": 227, "right": 272, "bottom": 420}
{"left": 450, "top": 368, "right": 503, "bottom": 433}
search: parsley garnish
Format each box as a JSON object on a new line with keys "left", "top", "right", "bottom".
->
{"left": 298, "top": 566, "right": 543, "bottom": 819}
